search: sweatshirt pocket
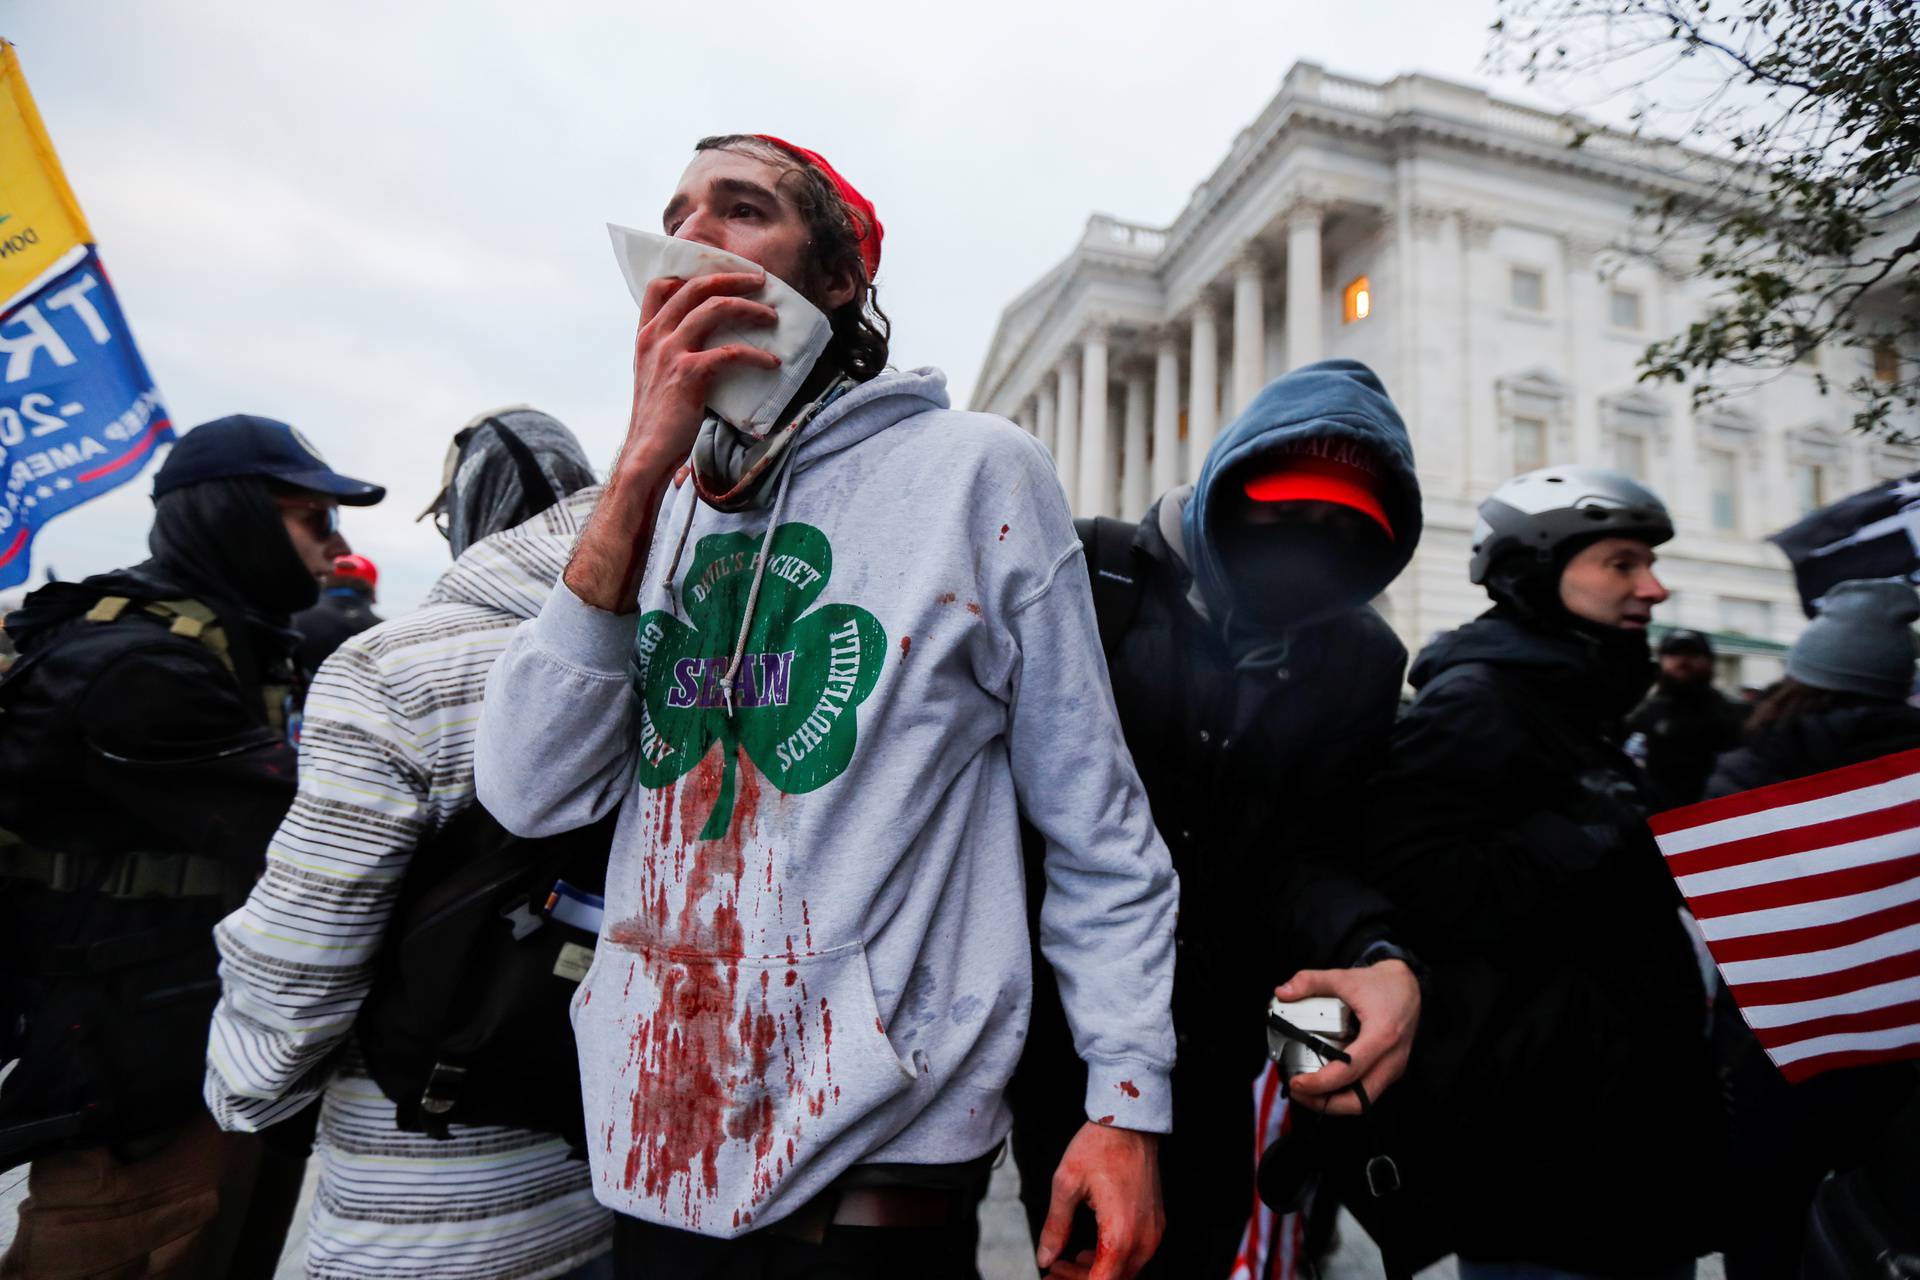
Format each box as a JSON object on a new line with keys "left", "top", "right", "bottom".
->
{"left": 572, "top": 935, "right": 918, "bottom": 1234}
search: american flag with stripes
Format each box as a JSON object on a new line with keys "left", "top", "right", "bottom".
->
{"left": 1230, "top": 1062, "right": 1302, "bottom": 1280}
{"left": 1651, "top": 747, "right": 1920, "bottom": 1083}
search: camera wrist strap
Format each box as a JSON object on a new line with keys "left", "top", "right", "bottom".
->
{"left": 1265, "top": 1010, "right": 1401, "bottom": 1200}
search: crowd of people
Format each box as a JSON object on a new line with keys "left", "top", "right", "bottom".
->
{"left": 0, "top": 132, "right": 1915, "bottom": 1280}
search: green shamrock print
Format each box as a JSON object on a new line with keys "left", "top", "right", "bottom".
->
{"left": 630, "top": 521, "right": 887, "bottom": 840}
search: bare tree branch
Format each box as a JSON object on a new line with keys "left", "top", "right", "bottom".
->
{"left": 1491, "top": 0, "right": 1920, "bottom": 440}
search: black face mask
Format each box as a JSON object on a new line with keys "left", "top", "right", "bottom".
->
{"left": 1484, "top": 554, "right": 1656, "bottom": 716}
{"left": 1212, "top": 498, "right": 1399, "bottom": 631}
{"left": 147, "top": 476, "right": 318, "bottom": 621}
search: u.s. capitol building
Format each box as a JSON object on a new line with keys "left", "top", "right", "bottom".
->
{"left": 971, "top": 62, "right": 1917, "bottom": 688}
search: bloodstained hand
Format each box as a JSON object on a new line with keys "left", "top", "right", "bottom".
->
{"left": 565, "top": 271, "right": 779, "bottom": 614}
{"left": 1036, "top": 1122, "right": 1163, "bottom": 1280}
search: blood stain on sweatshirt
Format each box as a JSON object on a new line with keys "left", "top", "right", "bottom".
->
{"left": 608, "top": 747, "right": 834, "bottom": 1225}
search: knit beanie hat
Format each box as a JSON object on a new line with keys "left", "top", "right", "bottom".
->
{"left": 1786, "top": 578, "right": 1920, "bottom": 699}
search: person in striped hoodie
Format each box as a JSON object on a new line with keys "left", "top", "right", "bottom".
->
{"left": 205, "top": 408, "right": 613, "bottom": 1280}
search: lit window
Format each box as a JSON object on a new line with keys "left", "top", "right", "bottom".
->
{"left": 1793, "top": 462, "right": 1828, "bottom": 514}
{"left": 1610, "top": 289, "right": 1643, "bottom": 330}
{"left": 1708, "top": 448, "right": 1740, "bottom": 532}
{"left": 1510, "top": 267, "right": 1545, "bottom": 311}
{"left": 1512, "top": 415, "right": 1547, "bottom": 473}
{"left": 1343, "top": 276, "right": 1372, "bottom": 324}
{"left": 1874, "top": 342, "right": 1901, "bottom": 383}
{"left": 1613, "top": 432, "right": 1648, "bottom": 481}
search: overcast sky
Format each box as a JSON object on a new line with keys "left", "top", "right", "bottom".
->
{"left": 7, "top": 0, "right": 1567, "bottom": 611}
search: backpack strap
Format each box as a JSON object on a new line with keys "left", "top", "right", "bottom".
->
{"left": 84, "top": 595, "right": 236, "bottom": 679}
{"left": 1073, "top": 516, "right": 1146, "bottom": 657}
{"left": 81, "top": 593, "right": 295, "bottom": 737}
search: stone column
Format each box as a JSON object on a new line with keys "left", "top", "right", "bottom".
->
{"left": 1232, "top": 254, "right": 1267, "bottom": 414}
{"left": 1056, "top": 357, "right": 1081, "bottom": 511}
{"left": 1122, "top": 368, "right": 1150, "bottom": 518}
{"left": 1286, "top": 202, "right": 1324, "bottom": 369}
{"left": 1151, "top": 335, "right": 1181, "bottom": 499}
{"left": 1187, "top": 300, "right": 1219, "bottom": 480}
{"left": 1078, "top": 331, "right": 1111, "bottom": 517}
{"left": 1034, "top": 377, "right": 1057, "bottom": 465}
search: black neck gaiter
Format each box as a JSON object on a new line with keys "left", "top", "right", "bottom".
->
{"left": 146, "top": 476, "right": 319, "bottom": 623}
{"left": 1484, "top": 561, "right": 1655, "bottom": 720}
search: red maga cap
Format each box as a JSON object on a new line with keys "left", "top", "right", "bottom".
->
{"left": 752, "top": 134, "right": 883, "bottom": 282}
{"left": 1243, "top": 455, "right": 1394, "bottom": 539}
{"left": 333, "top": 553, "right": 378, "bottom": 588}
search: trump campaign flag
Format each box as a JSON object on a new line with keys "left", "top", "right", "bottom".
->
{"left": 0, "top": 39, "right": 169, "bottom": 589}
{"left": 1652, "top": 748, "right": 1920, "bottom": 1082}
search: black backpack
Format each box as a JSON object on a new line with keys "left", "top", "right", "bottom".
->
{"left": 1073, "top": 516, "right": 1146, "bottom": 655}
{"left": 355, "top": 801, "right": 617, "bottom": 1149}
{"left": 0, "top": 586, "right": 287, "bottom": 1171}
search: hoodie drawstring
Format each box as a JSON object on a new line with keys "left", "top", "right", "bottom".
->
{"left": 721, "top": 441, "right": 801, "bottom": 718}
{"left": 660, "top": 452, "right": 701, "bottom": 610}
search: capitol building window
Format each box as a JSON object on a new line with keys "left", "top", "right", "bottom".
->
{"left": 1513, "top": 416, "right": 1548, "bottom": 474}
{"left": 1708, "top": 449, "right": 1742, "bottom": 533}
{"left": 1609, "top": 288, "right": 1643, "bottom": 331}
{"left": 1344, "top": 275, "right": 1372, "bottom": 324}
{"left": 1793, "top": 461, "right": 1828, "bottom": 515}
{"left": 1509, "top": 266, "right": 1546, "bottom": 312}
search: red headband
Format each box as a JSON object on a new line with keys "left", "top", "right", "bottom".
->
{"left": 752, "top": 134, "right": 883, "bottom": 282}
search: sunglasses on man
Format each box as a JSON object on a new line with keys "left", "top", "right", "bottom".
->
{"left": 276, "top": 497, "right": 341, "bottom": 540}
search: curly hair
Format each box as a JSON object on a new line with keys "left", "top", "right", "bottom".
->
{"left": 693, "top": 134, "right": 891, "bottom": 383}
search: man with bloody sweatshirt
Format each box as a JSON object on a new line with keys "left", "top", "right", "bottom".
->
{"left": 474, "top": 135, "right": 1178, "bottom": 1280}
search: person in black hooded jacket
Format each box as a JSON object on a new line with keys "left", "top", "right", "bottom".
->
{"left": 1702, "top": 578, "right": 1920, "bottom": 1280}
{"left": 1624, "top": 628, "right": 1746, "bottom": 809}
{"left": 0, "top": 414, "right": 382, "bottom": 1280}
{"left": 1009, "top": 360, "right": 1425, "bottom": 1280}
{"left": 1350, "top": 465, "right": 1726, "bottom": 1279}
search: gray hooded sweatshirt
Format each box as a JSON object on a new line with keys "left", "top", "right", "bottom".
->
{"left": 474, "top": 368, "right": 1178, "bottom": 1238}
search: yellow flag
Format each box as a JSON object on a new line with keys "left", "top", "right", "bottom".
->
{"left": 0, "top": 39, "right": 91, "bottom": 307}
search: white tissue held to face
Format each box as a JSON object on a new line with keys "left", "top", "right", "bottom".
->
{"left": 609, "top": 224, "right": 835, "bottom": 439}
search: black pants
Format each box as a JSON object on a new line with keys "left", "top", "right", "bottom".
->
{"left": 612, "top": 1212, "right": 981, "bottom": 1280}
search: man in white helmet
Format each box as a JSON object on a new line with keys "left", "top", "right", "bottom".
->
{"left": 1341, "top": 467, "right": 1728, "bottom": 1278}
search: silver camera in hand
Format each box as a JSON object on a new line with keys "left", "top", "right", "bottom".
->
{"left": 1266, "top": 996, "right": 1357, "bottom": 1079}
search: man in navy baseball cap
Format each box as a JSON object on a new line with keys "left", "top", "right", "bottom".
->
{"left": 151, "top": 413, "right": 385, "bottom": 593}
{"left": 152, "top": 414, "right": 385, "bottom": 505}
{"left": 0, "top": 415, "right": 384, "bottom": 1276}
